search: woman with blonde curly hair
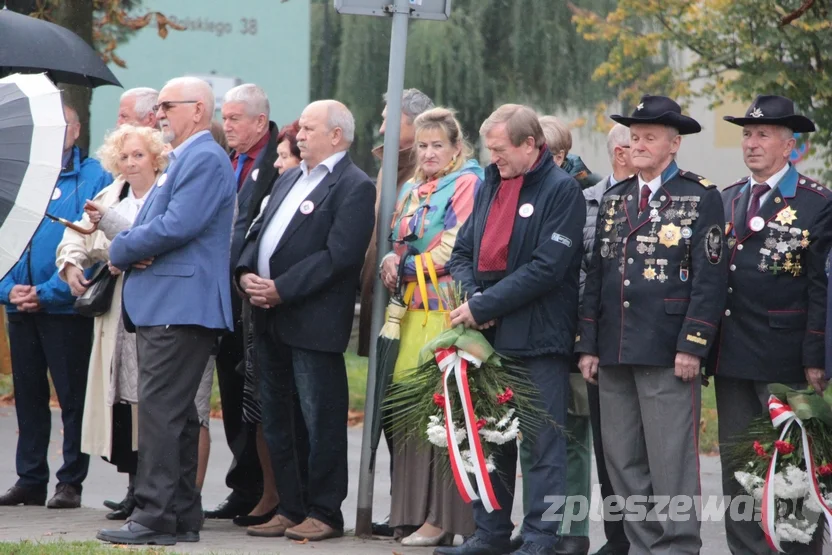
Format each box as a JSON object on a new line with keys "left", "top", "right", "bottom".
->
{"left": 55, "top": 125, "right": 177, "bottom": 520}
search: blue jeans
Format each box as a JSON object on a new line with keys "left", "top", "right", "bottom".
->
{"left": 255, "top": 335, "right": 349, "bottom": 530}
{"left": 8, "top": 313, "right": 92, "bottom": 491}
{"left": 473, "top": 354, "right": 569, "bottom": 548}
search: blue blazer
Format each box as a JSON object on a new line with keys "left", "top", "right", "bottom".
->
{"left": 110, "top": 132, "right": 236, "bottom": 332}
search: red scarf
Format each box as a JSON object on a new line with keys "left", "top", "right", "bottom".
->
{"left": 478, "top": 148, "right": 546, "bottom": 272}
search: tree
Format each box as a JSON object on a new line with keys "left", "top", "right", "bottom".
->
{"left": 571, "top": 0, "right": 832, "bottom": 177}
{"left": 7, "top": 0, "right": 181, "bottom": 150}
{"left": 314, "top": 0, "right": 619, "bottom": 171}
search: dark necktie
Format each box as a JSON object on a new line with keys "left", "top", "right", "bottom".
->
{"left": 638, "top": 184, "right": 651, "bottom": 213}
{"left": 747, "top": 183, "right": 770, "bottom": 223}
{"left": 234, "top": 153, "right": 249, "bottom": 188}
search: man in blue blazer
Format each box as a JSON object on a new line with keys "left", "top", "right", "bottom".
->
{"left": 97, "top": 77, "right": 236, "bottom": 546}
{"left": 235, "top": 100, "right": 375, "bottom": 541}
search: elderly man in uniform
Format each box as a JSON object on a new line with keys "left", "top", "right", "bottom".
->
{"left": 576, "top": 95, "right": 728, "bottom": 555}
{"left": 709, "top": 95, "right": 832, "bottom": 555}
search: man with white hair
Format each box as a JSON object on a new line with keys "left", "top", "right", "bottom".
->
{"left": 710, "top": 95, "right": 832, "bottom": 554}
{"left": 235, "top": 100, "right": 375, "bottom": 541}
{"left": 204, "top": 83, "right": 281, "bottom": 524}
{"left": 117, "top": 87, "right": 158, "bottom": 128}
{"left": 97, "top": 77, "right": 237, "bottom": 546}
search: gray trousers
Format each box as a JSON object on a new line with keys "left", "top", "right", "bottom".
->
{"left": 715, "top": 376, "right": 823, "bottom": 555}
{"left": 599, "top": 365, "right": 702, "bottom": 555}
{"left": 129, "top": 325, "right": 216, "bottom": 534}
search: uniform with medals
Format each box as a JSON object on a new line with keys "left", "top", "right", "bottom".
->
{"left": 575, "top": 96, "right": 728, "bottom": 555}
{"left": 707, "top": 95, "right": 832, "bottom": 555}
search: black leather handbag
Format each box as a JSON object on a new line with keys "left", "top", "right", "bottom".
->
{"left": 73, "top": 264, "right": 117, "bottom": 318}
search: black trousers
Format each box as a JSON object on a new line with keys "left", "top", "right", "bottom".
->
{"left": 215, "top": 327, "right": 262, "bottom": 500}
{"left": 256, "top": 333, "right": 349, "bottom": 530}
{"left": 587, "top": 381, "right": 629, "bottom": 549}
{"left": 129, "top": 325, "right": 215, "bottom": 534}
{"left": 8, "top": 313, "right": 92, "bottom": 491}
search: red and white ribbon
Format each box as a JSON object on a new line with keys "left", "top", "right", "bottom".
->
{"left": 435, "top": 347, "right": 501, "bottom": 513}
{"left": 761, "top": 396, "right": 832, "bottom": 552}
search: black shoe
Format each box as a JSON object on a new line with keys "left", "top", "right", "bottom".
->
{"left": 554, "top": 536, "right": 589, "bottom": 555}
{"left": 0, "top": 485, "right": 46, "bottom": 506}
{"left": 591, "top": 543, "right": 629, "bottom": 555}
{"left": 103, "top": 499, "right": 122, "bottom": 511}
{"left": 434, "top": 535, "right": 512, "bottom": 555}
{"left": 372, "top": 520, "right": 395, "bottom": 537}
{"left": 47, "top": 483, "right": 81, "bottom": 509}
{"left": 233, "top": 506, "right": 278, "bottom": 527}
{"left": 176, "top": 530, "right": 200, "bottom": 543}
{"left": 204, "top": 493, "right": 257, "bottom": 519}
{"left": 513, "top": 542, "right": 555, "bottom": 555}
{"left": 97, "top": 521, "right": 176, "bottom": 546}
{"left": 106, "top": 491, "right": 136, "bottom": 520}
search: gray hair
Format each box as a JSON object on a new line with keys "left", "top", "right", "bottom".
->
{"left": 121, "top": 87, "right": 158, "bottom": 119}
{"left": 606, "top": 123, "right": 630, "bottom": 162}
{"left": 327, "top": 101, "right": 355, "bottom": 144}
{"left": 383, "top": 88, "right": 434, "bottom": 121}
{"left": 163, "top": 76, "right": 215, "bottom": 117}
{"left": 539, "top": 115, "right": 572, "bottom": 155}
{"left": 223, "top": 84, "right": 270, "bottom": 118}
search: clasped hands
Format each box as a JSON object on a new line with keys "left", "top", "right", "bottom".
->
{"left": 578, "top": 352, "right": 702, "bottom": 385}
{"left": 240, "top": 273, "right": 281, "bottom": 309}
{"left": 9, "top": 284, "right": 40, "bottom": 312}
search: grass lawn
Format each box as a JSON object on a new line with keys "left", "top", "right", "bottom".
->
{"left": 0, "top": 357, "right": 719, "bottom": 454}
{"left": 0, "top": 540, "right": 173, "bottom": 554}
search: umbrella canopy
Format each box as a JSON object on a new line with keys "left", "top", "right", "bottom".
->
{"left": 0, "top": 73, "right": 66, "bottom": 281}
{"left": 0, "top": 7, "right": 121, "bottom": 88}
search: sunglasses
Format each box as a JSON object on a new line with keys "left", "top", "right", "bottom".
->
{"left": 152, "top": 100, "right": 198, "bottom": 113}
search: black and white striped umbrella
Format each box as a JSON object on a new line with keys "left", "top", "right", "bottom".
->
{"left": 0, "top": 73, "right": 66, "bottom": 280}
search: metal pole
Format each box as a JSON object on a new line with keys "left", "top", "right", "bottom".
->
{"left": 355, "top": 0, "right": 410, "bottom": 538}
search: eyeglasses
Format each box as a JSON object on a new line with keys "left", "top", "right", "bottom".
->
{"left": 152, "top": 100, "right": 198, "bottom": 113}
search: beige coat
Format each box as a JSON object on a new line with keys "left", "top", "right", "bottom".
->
{"left": 55, "top": 178, "right": 138, "bottom": 458}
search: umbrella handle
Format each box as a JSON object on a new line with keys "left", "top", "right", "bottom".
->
{"left": 45, "top": 213, "right": 98, "bottom": 235}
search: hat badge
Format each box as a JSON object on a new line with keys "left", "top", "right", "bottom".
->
{"left": 636, "top": 103, "right": 644, "bottom": 111}
{"left": 750, "top": 107, "right": 764, "bottom": 118}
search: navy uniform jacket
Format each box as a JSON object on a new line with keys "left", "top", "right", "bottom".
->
{"left": 575, "top": 161, "right": 728, "bottom": 367}
{"left": 707, "top": 165, "right": 832, "bottom": 383}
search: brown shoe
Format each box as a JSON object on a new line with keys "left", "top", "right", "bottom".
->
{"left": 284, "top": 517, "right": 343, "bottom": 541}
{"left": 246, "top": 514, "right": 298, "bottom": 537}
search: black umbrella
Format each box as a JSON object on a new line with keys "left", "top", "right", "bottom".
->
{"left": 0, "top": 6, "right": 121, "bottom": 88}
{"left": 367, "top": 250, "right": 414, "bottom": 471}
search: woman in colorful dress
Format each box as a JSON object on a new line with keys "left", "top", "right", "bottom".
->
{"left": 378, "top": 107, "right": 483, "bottom": 547}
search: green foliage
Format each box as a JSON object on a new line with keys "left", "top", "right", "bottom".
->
{"left": 573, "top": 0, "right": 832, "bottom": 179}
{"left": 314, "top": 0, "right": 619, "bottom": 171}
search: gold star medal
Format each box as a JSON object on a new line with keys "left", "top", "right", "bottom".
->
{"left": 643, "top": 266, "right": 657, "bottom": 281}
{"left": 775, "top": 206, "right": 797, "bottom": 226}
{"left": 658, "top": 223, "right": 682, "bottom": 247}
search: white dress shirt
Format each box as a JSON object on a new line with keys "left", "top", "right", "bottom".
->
{"left": 637, "top": 173, "right": 663, "bottom": 203}
{"left": 749, "top": 163, "right": 789, "bottom": 209}
{"left": 167, "top": 129, "right": 210, "bottom": 165}
{"left": 257, "top": 151, "right": 347, "bottom": 277}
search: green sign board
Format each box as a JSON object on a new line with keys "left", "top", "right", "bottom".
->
{"left": 89, "top": 0, "right": 310, "bottom": 150}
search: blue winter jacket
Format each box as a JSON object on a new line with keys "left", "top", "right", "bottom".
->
{"left": 0, "top": 147, "right": 111, "bottom": 314}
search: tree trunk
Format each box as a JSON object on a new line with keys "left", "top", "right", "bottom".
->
{"left": 52, "top": 0, "right": 95, "bottom": 152}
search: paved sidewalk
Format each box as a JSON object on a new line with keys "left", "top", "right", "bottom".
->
{"left": 0, "top": 406, "right": 814, "bottom": 554}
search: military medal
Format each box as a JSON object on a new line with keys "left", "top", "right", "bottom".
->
{"left": 656, "top": 259, "right": 668, "bottom": 282}
{"left": 600, "top": 239, "right": 611, "bottom": 258}
{"left": 784, "top": 252, "right": 794, "bottom": 272}
{"left": 749, "top": 216, "right": 765, "bottom": 232}
{"left": 658, "top": 223, "right": 682, "bottom": 247}
{"left": 775, "top": 206, "right": 797, "bottom": 226}
{"left": 801, "top": 230, "right": 810, "bottom": 249}
{"left": 643, "top": 266, "right": 657, "bottom": 281}
{"left": 681, "top": 227, "right": 692, "bottom": 240}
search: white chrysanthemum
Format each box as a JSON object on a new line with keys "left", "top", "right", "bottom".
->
{"left": 480, "top": 417, "right": 520, "bottom": 445}
{"left": 460, "top": 450, "right": 495, "bottom": 474}
{"left": 804, "top": 492, "right": 825, "bottom": 514}
{"left": 774, "top": 466, "right": 809, "bottom": 500}
{"left": 775, "top": 518, "right": 817, "bottom": 544}
{"left": 426, "top": 415, "right": 466, "bottom": 448}
{"left": 735, "top": 471, "right": 765, "bottom": 498}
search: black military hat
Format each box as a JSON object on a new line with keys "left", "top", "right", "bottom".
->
{"left": 723, "top": 95, "right": 815, "bottom": 133}
{"left": 611, "top": 95, "right": 701, "bottom": 135}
